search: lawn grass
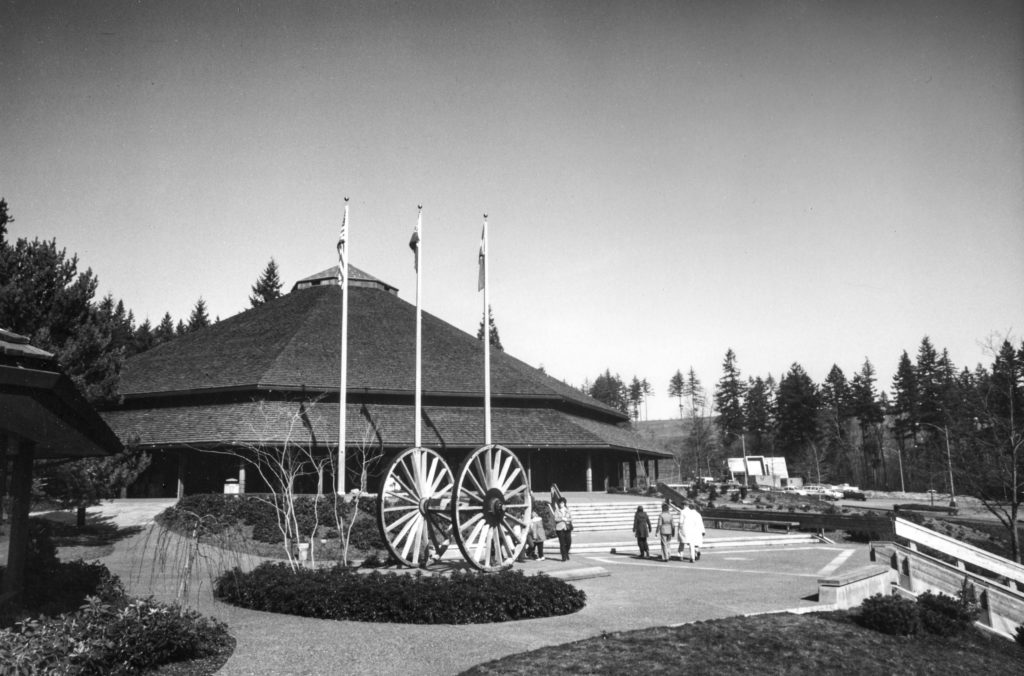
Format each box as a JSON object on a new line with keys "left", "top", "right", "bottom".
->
{"left": 460, "top": 612, "right": 1023, "bottom": 675}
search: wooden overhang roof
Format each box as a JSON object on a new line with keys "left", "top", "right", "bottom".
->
{"left": 102, "top": 401, "right": 670, "bottom": 457}
{"left": 105, "top": 272, "right": 669, "bottom": 459}
{"left": 0, "top": 329, "right": 122, "bottom": 459}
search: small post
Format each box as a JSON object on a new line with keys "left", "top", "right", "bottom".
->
{"left": 2, "top": 439, "right": 35, "bottom": 599}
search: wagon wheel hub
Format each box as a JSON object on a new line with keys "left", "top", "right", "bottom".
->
{"left": 483, "top": 487, "right": 506, "bottom": 526}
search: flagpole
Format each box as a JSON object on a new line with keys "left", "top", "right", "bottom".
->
{"left": 414, "top": 206, "right": 423, "bottom": 449}
{"left": 337, "top": 198, "right": 349, "bottom": 495}
{"left": 481, "top": 215, "right": 491, "bottom": 446}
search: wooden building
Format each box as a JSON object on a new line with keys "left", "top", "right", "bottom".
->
{"left": 101, "top": 266, "right": 669, "bottom": 496}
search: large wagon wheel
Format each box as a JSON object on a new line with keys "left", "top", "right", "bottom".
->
{"left": 377, "top": 447, "right": 454, "bottom": 567}
{"left": 452, "top": 444, "right": 532, "bottom": 571}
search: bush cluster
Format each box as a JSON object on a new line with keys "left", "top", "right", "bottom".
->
{"left": 0, "top": 594, "right": 231, "bottom": 674}
{"left": 533, "top": 500, "right": 556, "bottom": 538}
{"left": 0, "top": 520, "right": 115, "bottom": 626}
{"left": 857, "top": 594, "right": 922, "bottom": 635}
{"left": 917, "top": 591, "right": 978, "bottom": 636}
{"left": 214, "top": 562, "right": 586, "bottom": 624}
{"left": 0, "top": 556, "right": 231, "bottom": 674}
{"left": 157, "top": 494, "right": 384, "bottom": 550}
{"left": 857, "top": 590, "right": 981, "bottom": 637}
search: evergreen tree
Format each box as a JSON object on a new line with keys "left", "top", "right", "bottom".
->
{"left": 641, "top": 378, "right": 653, "bottom": 420}
{"left": 890, "top": 350, "right": 919, "bottom": 485}
{"left": 954, "top": 339, "right": 1024, "bottom": 561}
{"left": 819, "top": 364, "right": 854, "bottom": 481}
{"left": 187, "top": 298, "right": 210, "bottom": 332}
{"left": 681, "top": 368, "right": 715, "bottom": 480}
{"left": 249, "top": 258, "right": 283, "bottom": 307}
{"left": 476, "top": 305, "right": 504, "bottom": 351}
{"left": 744, "top": 376, "right": 774, "bottom": 453}
{"left": 668, "top": 369, "right": 685, "bottom": 419}
{"left": 0, "top": 202, "right": 120, "bottom": 402}
{"left": 628, "top": 376, "right": 643, "bottom": 421}
{"left": 133, "top": 318, "right": 155, "bottom": 354}
{"left": 175, "top": 319, "right": 187, "bottom": 336}
{"left": 714, "top": 349, "right": 746, "bottom": 448}
{"left": 682, "top": 367, "right": 706, "bottom": 415}
{"left": 589, "top": 369, "right": 628, "bottom": 414}
{"left": 916, "top": 336, "right": 944, "bottom": 429}
{"left": 154, "top": 312, "right": 176, "bottom": 344}
{"left": 0, "top": 198, "right": 149, "bottom": 523}
{"left": 775, "top": 363, "right": 820, "bottom": 470}
{"left": 851, "top": 358, "right": 885, "bottom": 486}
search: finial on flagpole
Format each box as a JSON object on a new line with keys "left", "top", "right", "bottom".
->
{"left": 483, "top": 213, "right": 488, "bottom": 219}
{"left": 344, "top": 196, "right": 349, "bottom": 203}
{"left": 418, "top": 204, "right": 423, "bottom": 211}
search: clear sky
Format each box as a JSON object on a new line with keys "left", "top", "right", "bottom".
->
{"left": 2, "top": 0, "right": 1021, "bottom": 420}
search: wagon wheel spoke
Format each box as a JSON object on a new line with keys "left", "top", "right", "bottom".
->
{"left": 452, "top": 444, "right": 532, "bottom": 572}
{"left": 376, "top": 447, "right": 454, "bottom": 568}
{"left": 383, "top": 507, "right": 420, "bottom": 534}
{"left": 502, "top": 512, "right": 528, "bottom": 530}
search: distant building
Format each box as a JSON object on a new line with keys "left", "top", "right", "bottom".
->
{"left": 102, "top": 266, "right": 670, "bottom": 497}
{"left": 727, "top": 455, "right": 790, "bottom": 487}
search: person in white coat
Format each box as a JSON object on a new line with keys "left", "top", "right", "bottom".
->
{"left": 679, "top": 502, "right": 705, "bottom": 563}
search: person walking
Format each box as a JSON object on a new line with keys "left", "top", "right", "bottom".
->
{"left": 632, "top": 505, "right": 651, "bottom": 558}
{"left": 553, "top": 497, "right": 573, "bottom": 561}
{"left": 528, "top": 512, "right": 547, "bottom": 560}
{"left": 679, "top": 502, "right": 706, "bottom": 563}
{"left": 657, "top": 502, "right": 675, "bottom": 561}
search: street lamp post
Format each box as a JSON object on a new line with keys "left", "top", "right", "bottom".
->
{"left": 921, "top": 422, "right": 956, "bottom": 508}
{"left": 739, "top": 430, "right": 750, "bottom": 487}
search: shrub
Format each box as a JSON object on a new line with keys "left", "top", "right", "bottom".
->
{"left": 0, "top": 591, "right": 231, "bottom": 674}
{"left": 215, "top": 562, "right": 586, "bottom": 623}
{"left": 917, "top": 591, "right": 979, "bottom": 636}
{"left": 857, "top": 593, "right": 921, "bottom": 636}
{"left": 0, "top": 521, "right": 120, "bottom": 626}
{"left": 1015, "top": 623, "right": 1024, "bottom": 649}
{"left": 533, "top": 500, "right": 556, "bottom": 538}
{"left": 158, "top": 494, "right": 384, "bottom": 550}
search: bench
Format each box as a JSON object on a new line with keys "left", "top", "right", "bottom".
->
{"left": 817, "top": 564, "right": 893, "bottom": 609}
{"left": 710, "top": 518, "right": 800, "bottom": 533}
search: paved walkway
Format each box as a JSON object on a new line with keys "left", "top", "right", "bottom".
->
{"left": 58, "top": 499, "right": 873, "bottom": 676}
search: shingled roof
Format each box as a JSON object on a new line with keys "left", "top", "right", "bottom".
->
{"left": 106, "top": 268, "right": 667, "bottom": 458}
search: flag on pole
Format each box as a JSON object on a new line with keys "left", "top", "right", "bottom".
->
{"left": 337, "top": 199, "right": 349, "bottom": 284}
{"left": 477, "top": 222, "right": 486, "bottom": 292}
{"left": 410, "top": 207, "right": 421, "bottom": 271}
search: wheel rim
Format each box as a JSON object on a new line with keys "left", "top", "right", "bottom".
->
{"left": 376, "top": 447, "right": 454, "bottom": 567}
{"left": 452, "top": 444, "right": 531, "bottom": 571}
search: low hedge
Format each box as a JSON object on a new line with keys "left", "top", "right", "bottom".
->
{"left": 214, "top": 562, "right": 586, "bottom": 623}
{"left": 857, "top": 590, "right": 981, "bottom": 637}
{"left": 0, "top": 553, "right": 231, "bottom": 674}
{"left": 157, "top": 493, "right": 384, "bottom": 550}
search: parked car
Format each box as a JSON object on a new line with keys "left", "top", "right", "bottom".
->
{"left": 797, "top": 485, "right": 842, "bottom": 500}
{"left": 841, "top": 489, "right": 867, "bottom": 501}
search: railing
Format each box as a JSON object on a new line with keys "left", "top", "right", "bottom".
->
{"left": 893, "top": 517, "right": 1024, "bottom": 591}
{"left": 870, "top": 517, "right": 1024, "bottom": 639}
{"left": 700, "top": 507, "right": 895, "bottom": 539}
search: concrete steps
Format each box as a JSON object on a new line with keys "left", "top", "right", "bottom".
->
{"left": 566, "top": 500, "right": 666, "bottom": 532}
{"left": 570, "top": 533, "right": 823, "bottom": 555}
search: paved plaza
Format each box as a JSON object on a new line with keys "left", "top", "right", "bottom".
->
{"left": 41, "top": 498, "right": 874, "bottom": 675}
